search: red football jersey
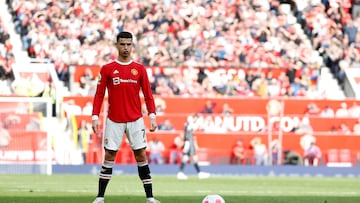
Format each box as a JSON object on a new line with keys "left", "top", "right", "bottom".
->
{"left": 92, "top": 60, "right": 156, "bottom": 122}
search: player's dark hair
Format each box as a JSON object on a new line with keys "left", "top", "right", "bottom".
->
{"left": 116, "top": 31, "right": 133, "bottom": 42}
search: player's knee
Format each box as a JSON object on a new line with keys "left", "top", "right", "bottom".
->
{"left": 134, "top": 148, "right": 147, "bottom": 162}
{"left": 182, "top": 155, "right": 189, "bottom": 163}
{"left": 104, "top": 149, "right": 117, "bottom": 161}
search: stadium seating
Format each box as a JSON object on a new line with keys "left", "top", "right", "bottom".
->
{"left": 326, "top": 148, "right": 353, "bottom": 167}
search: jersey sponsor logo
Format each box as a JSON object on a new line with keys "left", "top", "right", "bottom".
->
{"left": 113, "top": 70, "right": 119, "bottom": 74}
{"left": 112, "top": 77, "right": 137, "bottom": 85}
{"left": 131, "top": 69, "right": 138, "bottom": 75}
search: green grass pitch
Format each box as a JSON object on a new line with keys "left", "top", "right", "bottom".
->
{"left": 0, "top": 174, "right": 359, "bottom": 203}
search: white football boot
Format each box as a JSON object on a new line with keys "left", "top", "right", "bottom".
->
{"left": 92, "top": 197, "right": 104, "bottom": 203}
{"left": 177, "top": 171, "right": 188, "bottom": 180}
{"left": 198, "top": 172, "right": 210, "bottom": 179}
{"left": 146, "top": 197, "right": 161, "bottom": 203}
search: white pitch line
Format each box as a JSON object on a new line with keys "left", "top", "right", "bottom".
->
{"left": 5, "top": 188, "right": 360, "bottom": 196}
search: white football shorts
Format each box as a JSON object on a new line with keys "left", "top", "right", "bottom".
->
{"left": 103, "top": 117, "right": 147, "bottom": 151}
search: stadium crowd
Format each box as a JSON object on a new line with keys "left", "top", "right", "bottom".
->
{"left": 0, "top": 0, "right": 358, "bottom": 98}
{"left": 0, "top": 15, "right": 15, "bottom": 95}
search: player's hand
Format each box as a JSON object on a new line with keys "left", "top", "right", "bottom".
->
{"left": 149, "top": 118, "right": 157, "bottom": 132}
{"left": 92, "top": 119, "right": 100, "bottom": 134}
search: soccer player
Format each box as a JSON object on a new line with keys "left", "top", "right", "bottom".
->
{"left": 177, "top": 114, "right": 210, "bottom": 180}
{"left": 91, "top": 31, "right": 160, "bottom": 203}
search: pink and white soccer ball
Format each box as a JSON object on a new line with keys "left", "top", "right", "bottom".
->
{"left": 202, "top": 194, "right": 225, "bottom": 203}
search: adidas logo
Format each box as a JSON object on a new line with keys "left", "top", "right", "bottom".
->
{"left": 113, "top": 70, "right": 119, "bottom": 74}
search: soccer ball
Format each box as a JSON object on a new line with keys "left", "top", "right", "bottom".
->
{"left": 202, "top": 194, "right": 225, "bottom": 203}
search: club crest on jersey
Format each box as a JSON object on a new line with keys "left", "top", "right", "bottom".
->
{"left": 131, "top": 69, "right": 138, "bottom": 75}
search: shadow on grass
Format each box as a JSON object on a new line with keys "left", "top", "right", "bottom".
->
{"left": 1, "top": 195, "right": 360, "bottom": 203}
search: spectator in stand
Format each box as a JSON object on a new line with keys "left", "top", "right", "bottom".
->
{"left": 278, "top": 71, "right": 290, "bottom": 96}
{"left": 305, "top": 102, "right": 321, "bottom": 116}
{"left": 353, "top": 0, "right": 360, "bottom": 19}
{"left": 250, "top": 137, "right": 268, "bottom": 166}
{"left": 154, "top": 97, "right": 166, "bottom": 115}
{"left": 221, "top": 103, "right": 234, "bottom": 116}
{"left": 300, "top": 67, "right": 317, "bottom": 90}
{"left": 155, "top": 78, "right": 174, "bottom": 97}
{"left": 25, "top": 117, "right": 41, "bottom": 131}
{"left": 320, "top": 105, "right": 335, "bottom": 117}
{"left": 167, "top": 77, "right": 181, "bottom": 96}
{"left": 169, "top": 133, "right": 184, "bottom": 164}
{"left": 9, "top": 74, "right": 28, "bottom": 96}
{"left": 270, "top": 139, "right": 282, "bottom": 165}
{"left": 200, "top": 100, "right": 216, "bottom": 114}
{"left": 147, "top": 137, "right": 165, "bottom": 165}
{"left": 0, "top": 57, "right": 14, "bottom": 83}
{"left": 290, "top": 78, "right": 302, "bottom": 96}
{"left": 296, "top": 86, "right": 307, "bottom": 97}
{"left": 300, "top": 133, "right": 316, "bottom": 152}
{"left": 0, "top": 17, "right": 15, "bottom": 84}
{"left": 142, "top": 97, "right": 167, "bottom": 115}
{"left": 337, "top": 123, "right": 352, "bottom": 135}
{"left": 230, "top": 139, "right": 246, "bottom": 165}
{"left": 349, "top": 102, "right": 360, "bottom": 118}
{"left": 245, "top": 69, "right": 259, "bottom": 90}
{"left": 294, "top": 116, "right": 313, "bottom": 135}
{"left": 285, "top": 65, "right": 297, "bottom": 85}
{"left": 303, "top": 142, "right": 321, "bottom": 166}
{"left": 82, "top": 101, "right": 93, "bottom": 116}
{"left": 63, "top": 99, "right": 82, "bottom": 116}
{"left": 353, "top": 118, "right": 360, "bottom": 135}
{"left": 343, "top": 18, "right": 358, "bottom": 46}
{"left": 201, "top": 77, "right": 218, "bottom": 97}
{"left": 77, "top": 119, "right": 92, "bottom": 164}
{"left": 267, "top": 78, "right": 281, "bottom": 97}
{"left": 78, "top": 67, "right": 95, "bottom": 95}
{"left": 335, "top": 102, "right": 350, "bottom": 117}
{"left": 0, "top": 79, "right": 11, "bottom": 95}
{"left": 306, "top": 84, "right": 320, "bottom": 99}
{"left": 253, "top": 73, "right": 268, "bottom": 97}
{"left": 158, "top": 119, "right": 175, "bottom": 131}
{"left": 197, "top": 67, "right": 208, "bottom": 85}
{"left": 55, "top": 62, "right": 70, "bottom": 87}
{"left": 0, "top": 121, "right": 10, "bottom": 148}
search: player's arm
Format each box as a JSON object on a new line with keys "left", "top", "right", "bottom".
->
{"left": 140, "top": 66, "right": 157, "bottom": 132}
{"left": 183, "top": 125, "right": 190, "bottom": 153}
{"left": 194, "top": 136, "right": 199, "bottom": 150}
{"left": 91, "top": 67, "right": 107, "bottom": 134}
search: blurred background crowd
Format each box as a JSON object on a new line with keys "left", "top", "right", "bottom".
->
{"left": 0, "top": 0, "right": 359, "bottom": 99}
